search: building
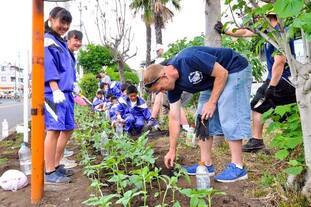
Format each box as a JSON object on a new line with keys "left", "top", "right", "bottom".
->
{"left": 0, "top": 63, "right": 24, "bottom": 94}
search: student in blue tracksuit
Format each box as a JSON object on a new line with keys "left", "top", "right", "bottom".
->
{"left": 118, "top": 85, "right": 152, "bottom": 135}
{"left": 100, "top": 79, "right": 123, "bottom": 98}
{"left": 44, "top": 7, "right": 74, "bottom": 184}
{"left": 92, "top": 90, "right": 105, "bottom": 111}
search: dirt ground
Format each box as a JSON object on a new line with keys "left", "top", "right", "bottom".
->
{"left": 0, "top": 132, "right": 308, "bottom": 207}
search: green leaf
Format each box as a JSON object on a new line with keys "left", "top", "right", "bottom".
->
{"left": 275, "top": 149, "right": 289, "bottom": 160}
{"left": 173, "top": 201, "right": 182, "bottom": 207}
{"left": 288, "top": 160, "right": 299, "bottom": 166}
{"left": 274, "top": 0, "right": 304, "bottom": 18}
{"left": 284, "top": 166, "right": 303, "bottom": 175}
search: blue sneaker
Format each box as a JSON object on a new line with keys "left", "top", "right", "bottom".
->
{"left": 45, "top": 171, "right": 71, "bottom": 184}
{"left": 214, "top": 163, "right": 248, "bottom": 183}
{"left": 56, "top": 164, "right": 74, "bottom": 177}
{"left": 184, "top": 163, "right": 215, "bottom": 176}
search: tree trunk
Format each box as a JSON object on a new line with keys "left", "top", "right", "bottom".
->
{"left": 204, "top": 0, "right": 221, "bottom": 47}
{"left": 146, "top": 23, "right": 152, "bottom": 66}
{"left": 154, "top": 14, "right": 163, "bottom": 44}
{"left": 118, "top": 60, "right": 126, "bottom": 83}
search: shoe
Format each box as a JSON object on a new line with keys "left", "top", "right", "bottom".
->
{"left": 214, "top": 163, "right": 248, "bottom": 183}
{"left": 64, "top": 148, "right": 74, "bottom": 158}
{"left": 45, "top": 171, "right": 71, "bottom": 184}
{"left": 184, "top": 163, "right": 215, "bottom": 176}
{"left": 242, "top": 138, "right": 265, "bottom": 152}
{"left": 60, "top": 157, "right": 77, "bottom": 169}
{"left": 56, "top": 164, "right": 74, "bottom": 177}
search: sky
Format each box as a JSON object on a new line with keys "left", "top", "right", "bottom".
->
{"left": 0, "top": 0, "right": 229, "bottom": 71}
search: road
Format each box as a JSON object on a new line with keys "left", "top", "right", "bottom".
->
{"left": 0, "top": 99, "right": 30, "bottom": 140}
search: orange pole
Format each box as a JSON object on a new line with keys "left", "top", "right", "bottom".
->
{"left": 31, "top": 0, "right": 44, "bottom": 204}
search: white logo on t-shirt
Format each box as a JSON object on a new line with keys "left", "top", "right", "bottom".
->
{"left": 188, "top": 71, "right": 203, "bottom": 84}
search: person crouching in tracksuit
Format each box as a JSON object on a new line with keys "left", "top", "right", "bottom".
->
{"left": 118, "top": 85, "right": 154, "bottom": 135}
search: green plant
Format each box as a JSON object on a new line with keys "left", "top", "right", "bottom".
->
{"left": 263, "top": 104, "right": 304, "bottom": 175}
{"left": 180, "top": 188, "right": 225, "bottom": 207}
{"left": 79, "top": 73, "right": 98, "bottom": 100}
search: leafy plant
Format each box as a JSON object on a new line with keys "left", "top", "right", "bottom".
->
{"left": 79, "top": 73, "right": 98, "bottom": 100}
{"left": 180, "top": 188, "right": 225, "bottom": 207}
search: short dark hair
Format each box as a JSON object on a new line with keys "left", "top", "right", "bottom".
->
{"left": 67, "top": 30, "right": 83, "bottom": 41}
{"left": 96, "top": 74, "right": 102, "bottom": 79}
{"left": 126, "top": 85, "right": 138, "bottom": 95}
{"left": 99, "top": 82, "right": 107, "bottom": 89}
{"left": 111, "top": 96, "right": 117, "bottom": 101}
{"left": 96, "top": 90, "right": 104, "bottom": 95}
{"left": 121, "top": 83, "right": 129, "bottom": 92}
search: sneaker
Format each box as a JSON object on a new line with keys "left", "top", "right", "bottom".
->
{"left": 64, "top": 148, "right": 74, "bottom": 158}
{"left": 60, "top": 157, "right": 77, "bottom": 169}
{"left": 214, "top": 163, "right": 248, "bottom": 183}
{"left": 56, "top": 164, "right": 74, "bottom": 177}
{"left": 242, "top": 138, "right": 265, "bottom": 152}
{"left": 184, "top": 163, "right": 215, "bottom": 176}
{"left": 45, "top": 171, "right": 71, "bottom": 184}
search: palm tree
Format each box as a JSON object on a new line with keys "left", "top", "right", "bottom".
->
{"left": 153, "top": 0, "right": 181, "bottom": 44}
{"left": 130, "top": 0, "right": 154, "bottom": 66}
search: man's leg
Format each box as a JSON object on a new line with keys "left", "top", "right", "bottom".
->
{"left": 228, "top": 140, "right": 243, "bottom": 166}
{"left": 45, "top": 130, "right": 60, "bottom": 172}
{"left": 199, "top": 137, "right": 213, "bottom": 165}
{"left": 54, "top": 130, "right": 73, "bottom": 167}
{"left": 151, "top": 92, "right": 163, "bottom": 119}
{"left": 180, "top": 107, "right": 189, "bottom": 126}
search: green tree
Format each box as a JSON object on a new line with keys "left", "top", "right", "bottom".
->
{"left": 78, "top": 44, "right": 115, "bottom": 75}
{"left": 225, "top": 0, "right": 311, "bottom": 197}
{"left": 130, "top": 0, "right": 154, "bottom": 66}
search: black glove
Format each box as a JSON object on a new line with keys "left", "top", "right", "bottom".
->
{"left": 214, "top": 21, "right": 224, "bottom": 34}
{"left": 265, "top": 85, "right": 277, "bottom": 100}
{"left": 195, "top": 114, "right": 209, "bottom": 141}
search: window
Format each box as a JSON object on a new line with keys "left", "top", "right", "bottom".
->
{"left": 1, "top": 76, "right": 5, "bottom": 82}
{"left": 1, "top": 66, "right": 5, "bottom": 71}
{"left": 11, "top": 77, "right": 16, "bottom": 82}
{"left": 19, "top": 78, "right": 23, "bottom": 83}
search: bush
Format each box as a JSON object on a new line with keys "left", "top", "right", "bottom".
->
{"left": 105, "top": 65, "right": 139, "bottom": 84}
{"left": 78, "top": 44, "right": 115, "bottom": 74}
{"left": 79, "top": 73, "right": 98, "bottom": 100}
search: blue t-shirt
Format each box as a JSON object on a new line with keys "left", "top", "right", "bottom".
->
{"left": 167, "top": 46, "right": 248, "bottom": 103}
{"left": 264, "top": 40, "right": 295, "bottom": 80}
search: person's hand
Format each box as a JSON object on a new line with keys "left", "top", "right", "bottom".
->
{"left": 73, "top": 82, "right": 81, "bottom": 95}
{"left": 164, "top": 150, "right": 176, "bottom": 169}
{"left": 52, "top": 89, "right": 66, "bottom": 103}
{"left": 265, "top": 85, "right": 276, "bottom": 100}
{"left": 146, "top": 118, "right": 158, "bottom": 130}
{"left": 214, "top": 21, "right": 224, "bottom": 34}
{"left": 201, "top": 101, "right": 216, "bottom": 120}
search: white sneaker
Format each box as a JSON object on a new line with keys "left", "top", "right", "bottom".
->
{"left": 60, "top": 157, "right": 77, "bottom": 169}
{"left": 64, "top": 148, "right": 74, "bottom": 158}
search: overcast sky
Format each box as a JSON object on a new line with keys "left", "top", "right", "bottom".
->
{"left": 0, "top": 0, "right": 228, "bottom": 71}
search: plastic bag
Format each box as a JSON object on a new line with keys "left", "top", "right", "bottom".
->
{"left": 0, "top": 169, "right": 28, "bottom": 192}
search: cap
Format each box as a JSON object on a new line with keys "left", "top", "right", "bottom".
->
{"left": 143, "top": 64, "right": 163, "bottom": 87}
{"left": 155, "top": 44, "right": 164, "bottom": 51}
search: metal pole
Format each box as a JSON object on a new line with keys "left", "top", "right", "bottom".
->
{"left": 23, "top": 51, "right": 29, "bottom": 143}
{"left": 31, "top": 0, "right": 44, "bottom": 204}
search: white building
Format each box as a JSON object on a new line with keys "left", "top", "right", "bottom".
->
{"left": 0, "top": 63, "right": 24, "bottom": 93}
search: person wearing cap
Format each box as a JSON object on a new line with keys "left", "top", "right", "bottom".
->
{"left": 144, "top": 46, "right": 252, "bottom": 183}
{"left": 214, "top": 13, "right": 296, "bottom": 153}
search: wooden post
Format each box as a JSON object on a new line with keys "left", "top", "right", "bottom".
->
{"left": 31, "top": 0, "right": 44, "bottom": 204}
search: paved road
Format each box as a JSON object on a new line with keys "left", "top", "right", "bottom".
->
{"left": 0, "top": 99, "right": 30, "bottom": 139}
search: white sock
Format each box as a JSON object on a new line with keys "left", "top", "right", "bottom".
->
{"left": 234, "top": 163, "right": 243, "bottom": 169}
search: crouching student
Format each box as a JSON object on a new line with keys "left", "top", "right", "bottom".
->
{"left": 92, "top": 90, "right": 105, "bottom": 112}
{"left": 118, "top": 85, "right": 155, "bottom": 135}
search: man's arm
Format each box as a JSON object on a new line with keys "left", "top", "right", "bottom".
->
{"left": 225, "top": 28, "right": 256, "bottom": 38}
{"left": 164, "top": 100, "right": 181, "bottom": 168}
{"left": 201, "top": 63, "right": 228, "bottom": 119}
{"left": 270, "top": 54, "right": 287, "bottom": 86}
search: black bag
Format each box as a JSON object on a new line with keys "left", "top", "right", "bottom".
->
{"left": 195, "top": 114, "right": 209, "bottom": 141}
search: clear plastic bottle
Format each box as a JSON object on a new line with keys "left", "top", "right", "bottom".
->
{"left": 100, "top": 131, "right": 109, "bottom": 156}
{"left": 2, "top": 119, "right": 8, "bottom": 139}
{"left": 186, "top": 128, "right": 195, "bottom": 147}
{"left": 115, "top": 122, "right": 123, "bottom": 137}
{"left": 18, "top": 142, "right": 31, "bottom": 175}
{"left": 196, "top": 162, "right": 210, "bottom": 190}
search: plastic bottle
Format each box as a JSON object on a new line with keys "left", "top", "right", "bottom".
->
{"left": 186, "top": 128, "right": 195, "bottom": 147}
{"left": 18, "top": 142, "right": 31, "bottom": 175}
{"left": 2, "top": 119, "right": 8, "bottom": 139}
{"left": 196, "top": 162, "right": 210, "bottom": 190}
{"left": 115, "top": 122, "right": 123, "bottom": 137}
{"left": 100, "top": 131, "right": 109, "bottom": 156}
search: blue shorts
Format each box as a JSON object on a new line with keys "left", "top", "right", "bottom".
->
{"left": 196, "top": 65, "right": 252, "bottom": 141}
{"left": 44, "top": 92, "right": 75, "bottom": 131}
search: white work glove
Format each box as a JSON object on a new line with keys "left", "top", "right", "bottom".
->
{"left": 52, "top": 89, "right": 66, "bottom": 103}
{"left": 73, "top": 82, "right": 81, "bottom": 95}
